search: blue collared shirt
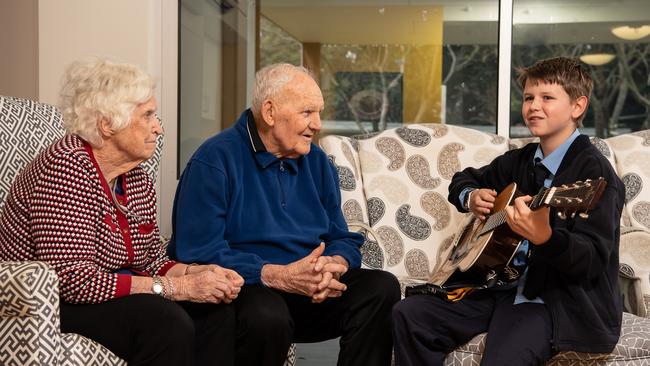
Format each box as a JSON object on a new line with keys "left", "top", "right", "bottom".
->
{"left": 168, "top": 110, "right": 363, "bottom": 284}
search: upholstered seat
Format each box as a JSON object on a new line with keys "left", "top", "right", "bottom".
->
{"left": 320, "top": 123, "right": 650, "bottom": 365}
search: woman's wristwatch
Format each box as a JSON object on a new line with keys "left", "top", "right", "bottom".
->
{"left": 152, "top": 276, "right": 166, "bottom": 297}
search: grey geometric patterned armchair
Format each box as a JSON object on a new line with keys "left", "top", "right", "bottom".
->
{"left": 0, "top": 95, "right": 129, "bottom": 366}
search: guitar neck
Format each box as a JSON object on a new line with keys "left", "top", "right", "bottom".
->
{"left": 479, "top": 187, "right": 550, "bottom": 235}
{"left": 479, "top": 178, "right": 606, "bottom": 235}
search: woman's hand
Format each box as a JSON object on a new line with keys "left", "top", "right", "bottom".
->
{"left": 175, "top": 265, "right": 243, "bottom": 304}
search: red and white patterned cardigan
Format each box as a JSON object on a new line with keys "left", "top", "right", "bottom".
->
{"left": 0, "top": 134, "right": 176, "bottom": 304}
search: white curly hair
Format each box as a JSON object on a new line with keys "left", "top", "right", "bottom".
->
{"left": 58, "top": 58, "right": 156, "bottom": 146}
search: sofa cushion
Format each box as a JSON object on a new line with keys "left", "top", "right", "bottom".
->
{"left": 607, "top": 131, "right": 650, "bottom": 231}
{"left": 0, "top": 96, "right": 65, "bottom": 208}
{"left": 445, "top": 312, "right": 650, "bottom": 365}
{"left": 60, "top": 334, "right": 125, "bottom": 366}
{"left": 0, "top": 262, "right": 61, "bottom": 366}
{"left": 619, "top": 226, "right": 650, "bottom": 317}
{"left": 320, "top": 135, "right": 369, "bottom": 225}
{"left": 352, "top": 124, "right": 509, "bottom": 279}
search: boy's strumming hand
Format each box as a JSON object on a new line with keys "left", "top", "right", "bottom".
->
{"left": 505, "top": 195, "right": 552, "bottom": 245}
{"left": 469, "top": 188, "right": 497, "bottom": 220}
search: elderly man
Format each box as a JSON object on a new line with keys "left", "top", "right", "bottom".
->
{"left": 169, "top": 63, "right": 400, "bottom": 365}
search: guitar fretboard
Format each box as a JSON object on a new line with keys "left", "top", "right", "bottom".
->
{"left": 478, "top": 188, "right": 549, "bottom": 236}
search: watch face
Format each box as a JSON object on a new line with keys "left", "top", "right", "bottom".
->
{"left": 153, "top": 282, "right": 163, "bottom": 294}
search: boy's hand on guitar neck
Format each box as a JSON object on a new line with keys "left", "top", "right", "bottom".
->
{"left": 468, "top": 188, "right": 497, "bottom": 221}
{"left": 505, "top": 195, "right": 553, "bottom": 245}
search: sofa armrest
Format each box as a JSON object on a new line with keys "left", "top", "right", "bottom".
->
{"left": 619, "top": 227, "right": 650, "bottom": 318}
{"left": 0, "top": 261, "right": 62, "bottom": 366}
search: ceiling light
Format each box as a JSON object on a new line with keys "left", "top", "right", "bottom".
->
{"left": 579, "top": 53, "right": 616, "bottom": 66}
{"left": 611, "top": 25, "right": 650, "bottom": 41}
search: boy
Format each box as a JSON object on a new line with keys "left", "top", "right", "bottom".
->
{"left": 392, "top": 57, "right": 625, "bottom": 365}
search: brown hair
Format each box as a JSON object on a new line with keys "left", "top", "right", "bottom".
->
{"left": 517, "top": 57, "right": 593, "bottom": 125}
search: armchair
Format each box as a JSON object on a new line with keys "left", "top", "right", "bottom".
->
{"left": 0, "top": 95, "right": 127, "bottom": 365}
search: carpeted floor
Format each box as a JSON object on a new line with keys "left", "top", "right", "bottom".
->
{"left": 294, "top": 338, "right": 340, "bottom": 365}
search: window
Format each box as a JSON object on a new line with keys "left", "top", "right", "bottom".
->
{"left": 260, "top": 1, "right": 500, "bottom": 136}
{"left": 259, "top": 16, "right": 302, "bottom": 68}
{"left": 178, "top": 0, "right": 650, "bottom": 168}
{"left": 178, "top": 0, "right": 251, "bottom": 173}
{"left": 511, "top": 0, "right": 650, "bottom": 138}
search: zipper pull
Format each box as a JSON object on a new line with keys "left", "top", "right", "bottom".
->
{"left": 280, "top": 161, "right": 284, "bottom": 172}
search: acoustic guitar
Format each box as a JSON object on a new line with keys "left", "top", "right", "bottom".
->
{"left": 429, "top": 178, "right": 607, "bottom": 289}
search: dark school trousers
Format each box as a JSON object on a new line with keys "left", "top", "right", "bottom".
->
{"left": 392, "top": 289, "right": 555, "bottom": 366}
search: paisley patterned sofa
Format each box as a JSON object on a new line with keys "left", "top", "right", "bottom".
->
{"left": 320, "top": 124, "right": 650, "bottom": 365}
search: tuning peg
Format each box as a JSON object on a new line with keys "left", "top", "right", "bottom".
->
{"left": 561, "top": 184, "right": 568, "bottom": 188}
{"left": 579, "top": 212, "right": 589, "bottom": 219}
{"left": 557, "top": 211, "right": 567, "bottom": 219}
{"left": 575, "top": 180, "right": 583, "bottom": 184}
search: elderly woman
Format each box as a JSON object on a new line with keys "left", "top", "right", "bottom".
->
{"left": 0, "top": 59, "right": 242, "bottom": 366}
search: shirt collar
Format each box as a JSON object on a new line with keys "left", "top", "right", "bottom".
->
{"left": 534, "top": 129, "right": 581, "bottom": 176}
{"left": 245, "top": 109, "right": 266, "bottom": 153}
{"left": 241, "top": 109, "right": 299, "bottom": 172}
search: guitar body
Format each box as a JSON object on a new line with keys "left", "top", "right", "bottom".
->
{"left": 430, "top": 178, "right": 606, "bottom": 292}
{"left": 431, "top": 183, "right": 523, "bottom": 286}
{"left": 456, "top": 183, "right": 522, "bottom": 273}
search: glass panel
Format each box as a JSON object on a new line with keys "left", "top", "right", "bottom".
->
{"left": 259, "top": 16, "right": 302, "bottom": 67}
{"left": 178, "top": 0, "right": 250, "bottom": 173}
{"left": 511, "top": 0, "right": 650, "bottom": 138}
{"left": 261, "top": 1, "right": 500, "bottom": 136}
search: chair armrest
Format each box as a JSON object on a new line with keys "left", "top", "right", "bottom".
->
{"left": 0, "top": 261, "right": 62, "bottom": 366}
{"left": 0, "top": 261, "right": 59, "bottom": 318}
{"left": 619, "top": 227, "right": 650, "bottom": 318}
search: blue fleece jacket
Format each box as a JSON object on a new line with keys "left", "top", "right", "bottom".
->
{"left": 168, "top": 110, "right": 363, "bottom": 284}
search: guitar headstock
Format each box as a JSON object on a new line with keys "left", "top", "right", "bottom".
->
{"left": 534, "top": 177, "right": 607, "bottom": 219}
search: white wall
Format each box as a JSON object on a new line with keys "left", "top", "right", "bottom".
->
{"left": 38, "top": 0, "right": 159, "bottom": 105}
{"left": 0, "top": 0, "right": 39, "bottom": 100}
{"left": 37, "top": 0, "right": 178, "bottom": 236}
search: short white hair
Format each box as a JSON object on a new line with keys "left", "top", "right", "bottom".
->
{"left": 58, "top": 58, "right": 156, "bottom": 146}
{"left": 251, "top": 63, "right": 313, "bottom": 116}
